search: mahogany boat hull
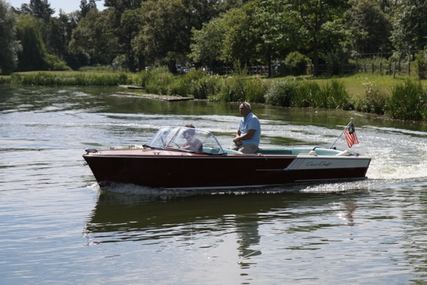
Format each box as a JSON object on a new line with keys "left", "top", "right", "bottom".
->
{"left": 83, "top": 150, "right": 371, "bottom": 189}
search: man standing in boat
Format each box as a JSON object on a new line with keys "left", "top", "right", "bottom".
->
{"left": 233, "top": 102, "right": 261, "bottom": 154}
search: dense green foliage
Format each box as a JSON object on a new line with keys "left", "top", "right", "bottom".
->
{"left": 265, "top": 79, "right": 349, "bottom": 109}
{"left": 415, "top": 50, "right": 427, "bottom": 80}
{"left": 15, "top": 14, "right": 50, "bottom": 70}
{"left": 353, "top": 81, "right": 387, "bottom": 115}
{"left": 3, "top": 0, "right": 427, "bottom": 121}
{"left": 0, "top": 1, "right": 19, "bottom": 74}
{"left": 389, "top": 80, "right": 427, "bottom": 121}
{"left": 1, "top": 0, "right": 427, "bottom": 75}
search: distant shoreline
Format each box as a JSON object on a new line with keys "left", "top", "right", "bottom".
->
{"left": 1, "top": 70, "right": 426, "bottom": 122}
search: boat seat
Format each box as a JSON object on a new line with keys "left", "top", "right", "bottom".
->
{"left": 257, "top": 148, "right": 293, "bottom": 155}
{"left": 336, "top": 150, "right": 351, "bottom": 156}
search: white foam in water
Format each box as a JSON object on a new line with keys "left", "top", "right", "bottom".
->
{"left": 343, "top": 124, "right": 427, "bottom": 183}
{"left": 368, "top": 160, "right": 427, "bottom": 180}
{"left": 299, "top": 180, "right": 375, "bottom": 194}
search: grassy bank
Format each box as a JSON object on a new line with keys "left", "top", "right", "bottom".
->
{"left": 0, "top": 75, "right": 11, "bottom": 84}
{"left": 9, "top": 71, "right": 133, "bottom": 86}
{"left": 3, "top": 69, "right": 427, "bottom": 121}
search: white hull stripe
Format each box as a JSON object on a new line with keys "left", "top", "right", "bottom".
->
{"left": 285, "top": 156, "right": 370, "bottom": 170}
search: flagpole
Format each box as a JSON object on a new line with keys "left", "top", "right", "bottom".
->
{"left": 329, "top": 120, "right": 352, "bottom": 149}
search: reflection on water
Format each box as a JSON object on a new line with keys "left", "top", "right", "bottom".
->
{"left": 86, "top": 190, "right": 362, "bottom": 252}
{"left": 86, "top": 192, "right": 328, "bottom": 242}
{"left": 2, "top": 86, "right": 427, "bottom": 284}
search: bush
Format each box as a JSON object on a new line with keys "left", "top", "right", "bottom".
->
{"left": 216, "top": 76, "right": 267, "bottom": 103}
{"left": 45, "top": 54, "right": 71, "bottom": 71}
{"left": 265, "top": 80, "right": 299, "bottom": 107}
{"left": 0, "top": 76, "right": 11, "bottom": 84}
{"left": 139, "top": 67, "right": 218, "bottom": 97}
{"left": 319, "top": 80, "right": 350, "bottom": 109}
{"left": 217, "top": 76, "right": 247, "bottom": 102}
{"left": 168, "top": 69, "right": 206, "bottom": 97}
{"left": 243, "top": 77, "right": 266, "bottom": 103}
{"left": 284, "top": 52, "right": 311, "bottom": 75}
{"left": 143, "top": 67, "right": 174, "bottom": 94}
{"left": 354, "top": 81, "right": 387, "bottom": 114}
{"left": 388, "top": 80, "right": 427, "bottom": 120}
{"left": 135, "top": 70, "right": 150, "bottom": 87}
{"left": 294, "top": 81, "right": 321, "bottom": 107}
{"left": 192, "top": 75, "right": 221, "bottom": 99}
{"left": 415, "top": 50, "right": 427, "bottom": 80}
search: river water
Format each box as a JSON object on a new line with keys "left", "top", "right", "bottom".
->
{"left": 1, "top": 86, "right": 427, "bottom": 284}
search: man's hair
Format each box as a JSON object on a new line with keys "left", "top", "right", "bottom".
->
{"left": 240, "top": 101, "right": 251, "bottom": 111}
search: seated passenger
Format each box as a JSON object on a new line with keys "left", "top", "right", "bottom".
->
{"left": 182, "top": 124, "right": 203, "bottom": 152}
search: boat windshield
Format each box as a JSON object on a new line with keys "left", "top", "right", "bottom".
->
{"left": 148, "top": 127, "right": 225, "bottom": 154}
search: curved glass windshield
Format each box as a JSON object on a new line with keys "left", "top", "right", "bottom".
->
{"left": 148, "top": 127, "right": 225, "bottom": 154}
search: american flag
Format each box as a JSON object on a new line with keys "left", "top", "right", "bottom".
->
{"left": 344, "top": 122, "right": 359, "bottom": 148}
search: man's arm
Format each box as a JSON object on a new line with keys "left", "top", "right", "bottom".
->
{"left": 233, "top": 129, "right": 255, "bottom": 144}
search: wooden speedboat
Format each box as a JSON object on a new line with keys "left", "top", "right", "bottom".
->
{"left": 83, "top": 127, "right": 371, "bottom": 190}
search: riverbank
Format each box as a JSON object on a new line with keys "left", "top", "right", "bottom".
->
{"left": 2, "top": 69, "right": 427, "bottom": 121}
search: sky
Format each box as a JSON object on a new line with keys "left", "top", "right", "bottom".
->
{"left": 8, "top": 0, "right": 104, "bottom": 14}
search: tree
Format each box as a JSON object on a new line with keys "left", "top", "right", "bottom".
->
{"left": 288, "top": 0, "right": 350, "bottom": 75}
{"left": 190, "top": 17, "right": 227, "bottom": 70}
{"left": 191, "top": 0, "right": 302, "bottom": 76}
{"left": 103, "top": 0, "right": 143, "bottom": 70}
{"left": 104, "top": 0, "right": 143, "bottom": 11}
{"left": 346, "top": 0, "right": 392, "bottom": 56}
{"left": 80, "top": 0, "right": 97, "bottom": 18}
{"left": 20, "top": 0, "right": 64, "bottom": 64}
{"left": 252, "top": 0, "right": 301, "bottom": 76}
{"left": 21, "top": 0, "right": 54, "bottom": 23}
{"left": 189, "top": 6, "right": 254, "bottom": 71}
{"left": 221, "top": 7, "right": 256, "bottom": 67}
{"left": 0, "top": 0, "right": 20, "bottom": 74}
{"left": 47, "top": 11, "right": 73, "bottom": 59}
{"left": 16, "top": 14, "right": 49, "bottom": 70}
{"left": 390, "top": 1, "right": 427, "bottom": 58}
{"left": 120, "top": 9, "right": 142, "bottom": 71}
{"left": 69, "top": 9, "right": 118, "bottom": 65}
{"left": 136, "top": 0, "right": 226, "bottom": 72}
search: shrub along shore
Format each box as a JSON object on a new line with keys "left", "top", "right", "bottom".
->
{"left": 2, "top": 67, "right": 427, "bottom": 122}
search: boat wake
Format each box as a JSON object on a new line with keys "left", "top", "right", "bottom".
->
{"left": 298, "top": 180, "right": 373, "bottom": 194}
{"left": 360, "top": 125, "right": 427, "bottom": 181}
{"left": 367, "top": 160, "right": 427, "bottom": 180}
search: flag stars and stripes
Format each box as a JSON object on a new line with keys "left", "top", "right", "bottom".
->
{"left": 344, "top": 122, "right": 359, "bottom": 148}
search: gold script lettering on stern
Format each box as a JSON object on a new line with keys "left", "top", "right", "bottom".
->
{"left": 284, "top": 158, "right": 335, "bottom": 171}
{"left": 306, "top": 160, "right": 332, "bottom": 167}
